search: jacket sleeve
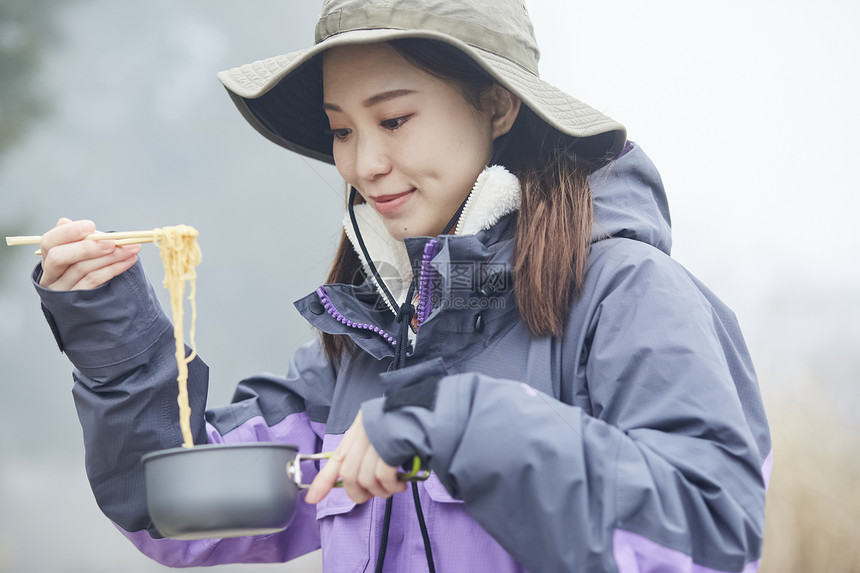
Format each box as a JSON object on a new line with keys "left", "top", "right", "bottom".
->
{"left": 362, "top": 242, "right": 768, "bottom": 573}
{"left": 34, "top": 260, "right": 332, "bottom": 567}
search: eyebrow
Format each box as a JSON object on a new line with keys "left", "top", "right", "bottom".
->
{"left": 323, "top": 89, "right": 416, "bottom": 112}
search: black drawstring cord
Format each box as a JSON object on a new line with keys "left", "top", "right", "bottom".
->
{"left": 393, "top": 280, "right": 417, "bottom": 370}
{"left": 374, "top": 279, "right": 420, "bottom": 573}
{"left": 375, "top": 496, "right": 394, "bottom": 573}
{"left": 374, "top": 481, "right": 436, "bottom": 573}
{"left": 348, "top": 186, "right": 399, "bottom": 312}
{"left": 347, "top": 185, "right": 436, "bottom": 572}
{"left": 413, "top": 481, "right": 436, "bottom": 573}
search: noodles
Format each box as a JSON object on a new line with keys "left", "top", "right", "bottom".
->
{"left": 153, "top": 225, "right": 202, "bottom": 449}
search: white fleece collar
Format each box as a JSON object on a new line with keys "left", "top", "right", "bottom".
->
{"left": 343, "top": 165, "right": 521, "bottom": 314}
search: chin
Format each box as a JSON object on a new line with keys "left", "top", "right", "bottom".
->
{"left": 385, "top": 225, "right": 408, "bottom": 242}
{"left": 386, "top": 222, "right": 414, "bottom": 241}
{"left": 384, "top": 219, "right": 440, "bottom": 241}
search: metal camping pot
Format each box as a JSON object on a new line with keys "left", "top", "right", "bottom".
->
{"left": 142, "top": 442, "right": 429, "bottom": 540}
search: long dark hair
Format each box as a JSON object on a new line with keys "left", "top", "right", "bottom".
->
{"left": 320, "top": 38, "right": 610, "bottom": 366}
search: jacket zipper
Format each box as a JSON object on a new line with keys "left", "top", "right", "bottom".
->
{"left": 315, "top": 286, "right": 398, "bottom": 347}
{"left": 316, "top": 238, "right": 439, "bottom": 351}
{"left": 415, "top": 239, "right": 438, "bottom": 327}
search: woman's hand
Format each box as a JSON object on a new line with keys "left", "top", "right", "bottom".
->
{"left": 39, "top": 218, "right": 141, "bottom": 291}
{"left": 305, "top": 411, "right": 407, "bottom": 504}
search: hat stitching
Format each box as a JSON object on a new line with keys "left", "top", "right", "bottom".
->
{"left": 316, "top": 6, "right": 539, "bottom": 74}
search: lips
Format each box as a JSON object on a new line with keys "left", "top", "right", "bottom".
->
{"left": 370, "top": 188, "right": 415, "bottom": 215}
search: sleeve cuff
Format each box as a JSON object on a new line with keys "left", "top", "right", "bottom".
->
{"left": 362, "top": 373, "right": 472, "bottom": 477}
{"left": 361, "top": 397, "right": 423, "bottom": 468}
{"left": 32, "top": 259, "right": 172, "bottom": 375}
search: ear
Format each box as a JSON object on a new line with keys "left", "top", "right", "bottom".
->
{"left": 487, "top": 86, "right": 522, "bottom": 140}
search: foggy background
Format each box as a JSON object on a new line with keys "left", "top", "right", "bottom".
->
{"left": 1, "top": 1, "right": 857, "bottom": 571}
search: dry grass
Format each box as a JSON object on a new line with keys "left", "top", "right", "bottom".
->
{"left": 760, "top": 396, "right": 860, "bottom": 573}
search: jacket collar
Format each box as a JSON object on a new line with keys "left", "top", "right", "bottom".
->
{"left": 294, "top": 214, "right": 520, "bottom": 363}
{"left": 343, "top": 165, "right": 521, "bottom": 314}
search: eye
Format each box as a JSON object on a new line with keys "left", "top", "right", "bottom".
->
{"left": 324, "top": 128, "right": 352, "bottom": 142}
{"left": 380, "top": 115, "right": 413, "bottom": 131}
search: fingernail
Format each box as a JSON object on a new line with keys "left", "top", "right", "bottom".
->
{"left": 78, "top": 220, "right": 95, "bottom": 235}
{"left": 98, "top": 240, "right": 115, "bottom": 251}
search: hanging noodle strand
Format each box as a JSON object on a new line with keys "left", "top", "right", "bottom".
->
{"left": 153, "top": 225, "right": 202, "bottom": 449}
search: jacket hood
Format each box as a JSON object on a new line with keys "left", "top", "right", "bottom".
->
{"left": 590, "top": 141, "right": 673, "bottom": 255}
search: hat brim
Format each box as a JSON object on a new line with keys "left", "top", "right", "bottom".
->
{"left": 217, "top": 28, "right": 626, "bottom": 165}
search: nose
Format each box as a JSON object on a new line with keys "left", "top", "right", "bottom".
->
{"left": 353, "top": 132, "right": 392, "bottom": 182}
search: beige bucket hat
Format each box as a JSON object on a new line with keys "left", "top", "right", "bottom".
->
{"left": 217, "top": 0, "right": 627, "bottom": 165}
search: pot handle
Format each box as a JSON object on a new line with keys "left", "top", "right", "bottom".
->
{"left": 287, "top": 452, "right": 430, "bottom": 490}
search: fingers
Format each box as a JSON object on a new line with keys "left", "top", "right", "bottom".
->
{"left": 39, "top": 219, "right": 141, "bottom": 291}
{"left": 40, "top": 219, "right": 94, "bottom": 253}
{"left": 337, "top": 423, "right": 373, "bottom": 503}
{"left": 305, "top": 412, "right": 406, "bottom": 505}
{"left": 64, "top": 246, "right": 141, "bottom": 290}
{"left": 41, "top": 241, "right": 141, "bottom": 291}
{"left": 338, "top": 412, "right": 404, "bottom": 501}
{"left": 305, "top": 447, "right": 345, "bottom": 504}
{"left": 352, "top": 437, "right": 406, "bottom": 501}
{"left": 374, "top": 456, "right": 408, "bottom": 497}
{"left": 42, "top": 241, "right": 141, "bottom": 291}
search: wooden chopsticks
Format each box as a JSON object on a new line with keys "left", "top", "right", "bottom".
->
{"left": 5, "top": 230, "right": 156, "bottom": 255}
{"left": 6, "top": 230, "right": 156, "bottom": 247}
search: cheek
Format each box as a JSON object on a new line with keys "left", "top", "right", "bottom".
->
{"left": 436, "top": 110, "right": 495, "bottom": 173}
{"left": 461, "top": 115, "right": 496, "bottom": 163}
{"left": 442, "top": 120, "right": 494, "bottom": 183}
{"left": 332, "top": 148, "right": 357, "bottom": 188}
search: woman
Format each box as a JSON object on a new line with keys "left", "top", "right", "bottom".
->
{"left": 34, "top": 1, "right": 771, "bottom": 571}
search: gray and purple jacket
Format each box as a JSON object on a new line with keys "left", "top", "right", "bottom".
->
{"left": 35, "top": 143, "right": 771, "bottom": 572}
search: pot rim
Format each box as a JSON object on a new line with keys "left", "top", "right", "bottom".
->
{"left": 141, "top": 442, "right": 298, "bottom": 463}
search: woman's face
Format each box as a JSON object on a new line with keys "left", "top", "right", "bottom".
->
{"left": 322, "top": 42, "right": 502, "bottom": 241}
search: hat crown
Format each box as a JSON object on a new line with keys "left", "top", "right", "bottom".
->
{"left": 315, "top": 0, "right": 540, "bottom": 74}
